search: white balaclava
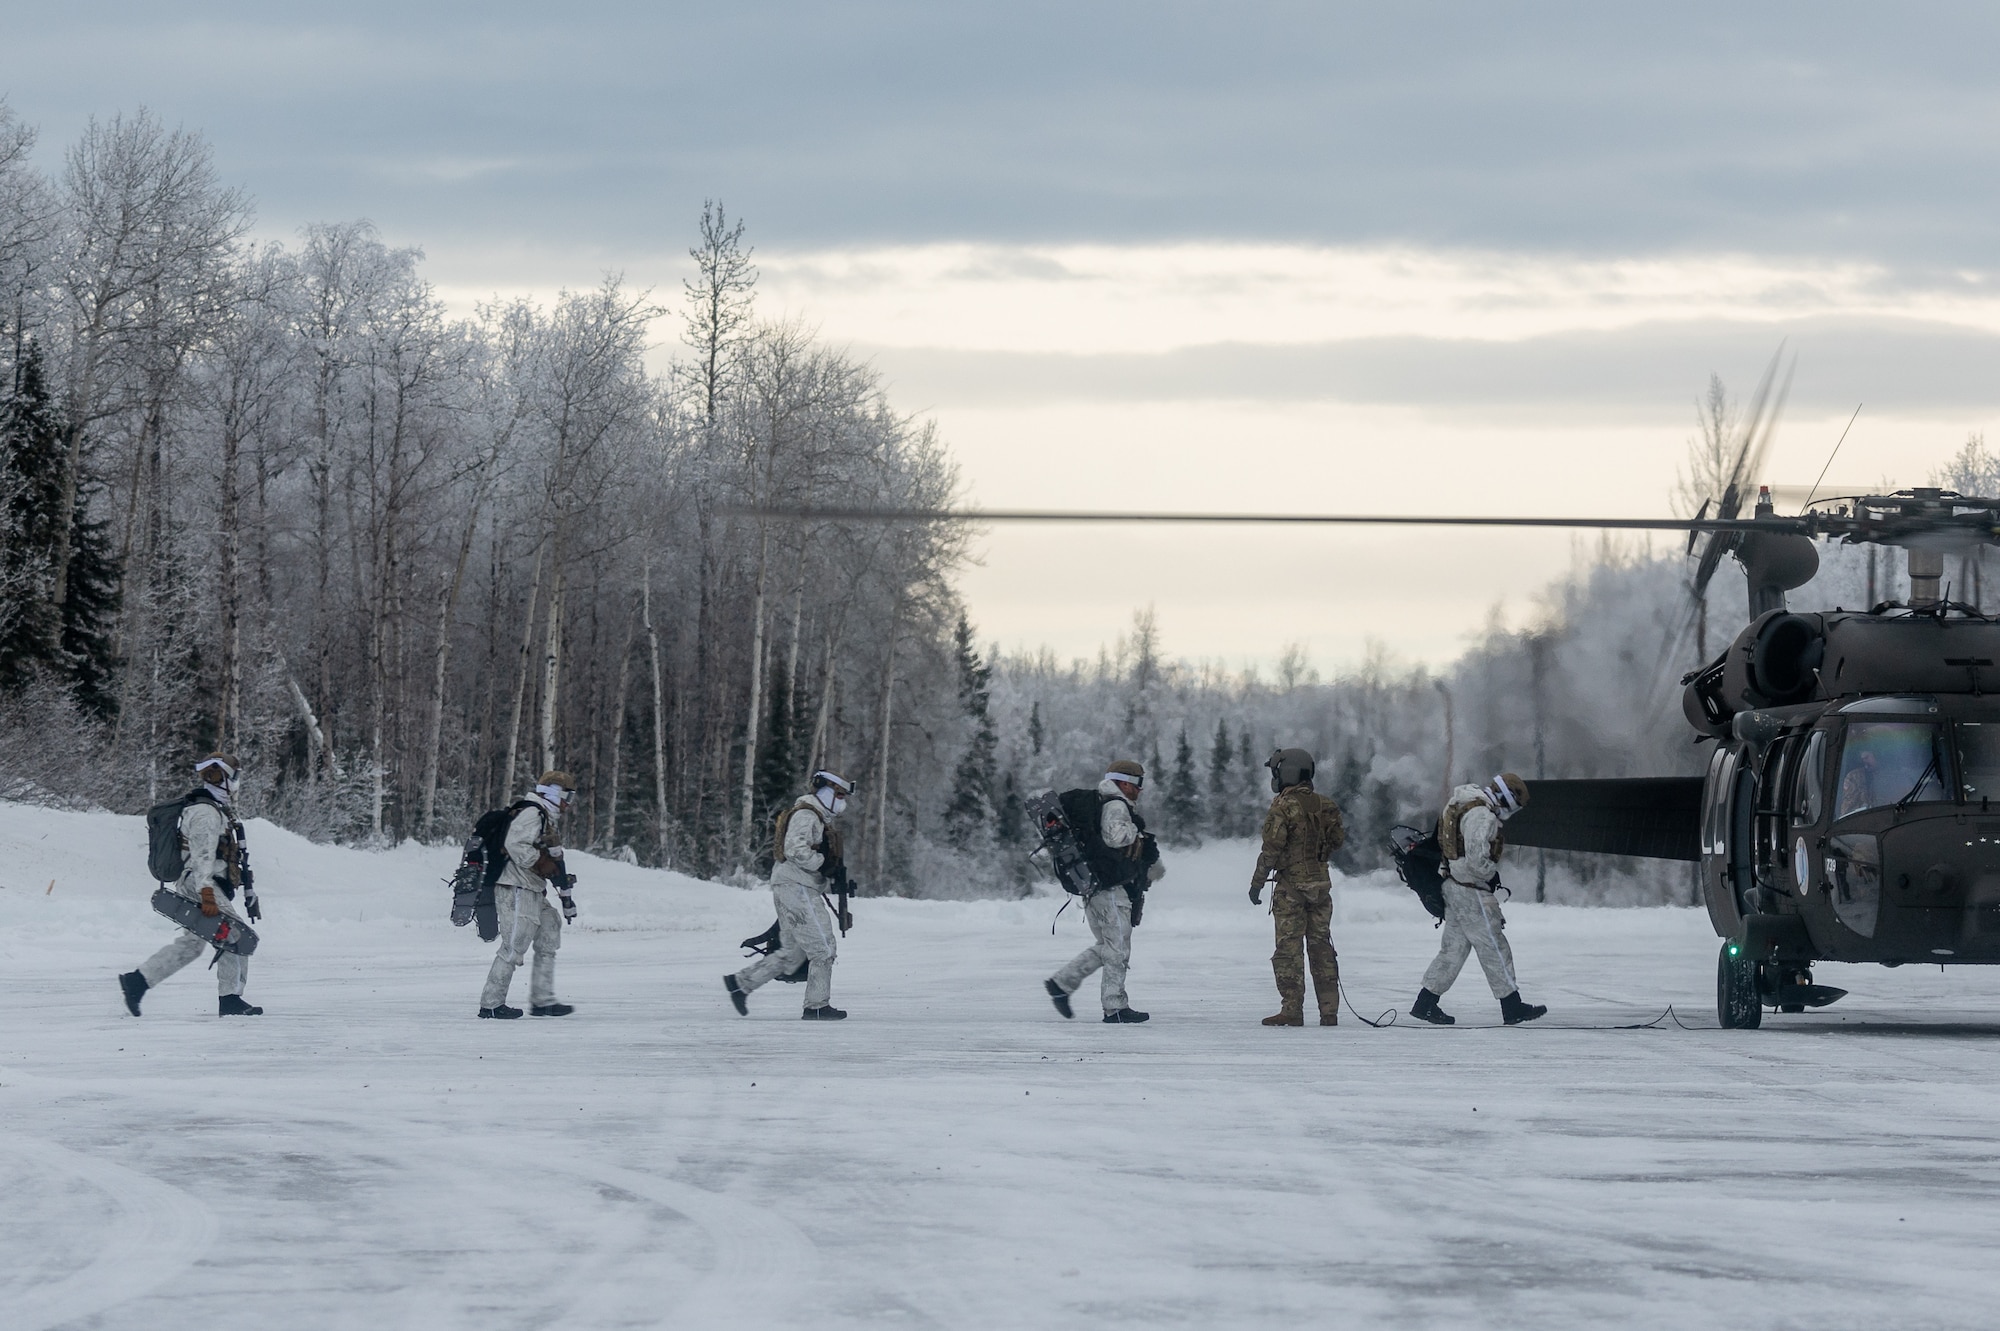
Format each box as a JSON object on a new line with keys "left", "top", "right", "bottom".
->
{"left": 813, "top": 770, "right": 853, "bottom": 816}
{"left": 196, "top": 759, "right": 237, "bottom": 807}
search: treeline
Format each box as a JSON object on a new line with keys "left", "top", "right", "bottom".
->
{"left": 0, "top": 104, "right": 970, "bottom": 887}
{"left": 975, "top": 549, "right": 1716, "bottom": 904}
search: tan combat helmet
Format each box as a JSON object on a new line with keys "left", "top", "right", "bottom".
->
{"left": 1105, "top": 759, "right": 1145, "bottom": 796}
{"left": 1488, "top": 772, "right": 1529, "bottom": 817}
{"left": 536, "top": 770, "right": 577, "bottom": 807}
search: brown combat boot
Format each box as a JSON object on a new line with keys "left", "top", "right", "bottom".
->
{"left": 1262, "top": 1010, "right": 1305, "bottom": 1026}
{"left": 1318, "top": 1009, "right": 1338, "bottom": 1026}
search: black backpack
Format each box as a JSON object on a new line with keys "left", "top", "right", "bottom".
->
{"left": 471, "top": 800, "right": 539, "bottom": 887}
{"left": 1030, "top": 791, "right": 1104, "bottom": 896}
{"left": 145, "top": 789, "right": 217, "bottom": 884}
{"left": 448, "top": 801, "right": 539, "bottom": 941}
{"left": 1388, "top": 824, "right": 1448, "bottom": 923}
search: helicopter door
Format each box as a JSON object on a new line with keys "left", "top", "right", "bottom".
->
{"left": 1701, "top": 744, "right": 1748, "bottom": 935}
{"left": 1753, "top": 735, "right": 1798, "bottom": 899}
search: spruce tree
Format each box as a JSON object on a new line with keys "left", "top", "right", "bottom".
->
{"left": 943, "top": 615, "right": 997, "bottom": 848}
{"left": 0, "top": 342, "right": 67, "bottom": 693}
{"left": 1027, "top": 700, "right": 1043, "bottom": 755}
{"left": 1164, "top": 726, "right": 1201, "bottom": 845}
{"left": 1207, "top": 719, "right": 1234, "bottom": 838}
{"left": 751, "top": 673, "right": 796, "bottom": 862}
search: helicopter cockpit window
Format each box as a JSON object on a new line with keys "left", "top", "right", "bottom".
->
{"left": 1791, "top": 730, "right": 1826, "bottom": 826}
{"left": 1834, "top": 722, "right": 1948, "bottom": 820}
{"left": 1957, "top": 723, "right": 2000, "bottom": 804}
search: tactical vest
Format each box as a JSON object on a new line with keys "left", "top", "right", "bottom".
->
{"left": 774, "top": 796, "right": 836, "bottom": 869}
{"left": 1437, "top": 796, "right": 1504, "bottom": 862}
{"left": 1270, "top": 787, "right": 1344, "bottom": 882}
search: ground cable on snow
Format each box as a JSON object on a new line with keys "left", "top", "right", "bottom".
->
{"left": 1336, "top": 982, "right": 1699, "bottom": 1031}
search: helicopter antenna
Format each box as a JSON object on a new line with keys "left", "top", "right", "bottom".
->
{"left": 1800, "top": 403, "right": 1863, "bottom": 513}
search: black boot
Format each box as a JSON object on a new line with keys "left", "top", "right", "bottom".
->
{"left": 1500, "top": 991, "right": 1547, "bottom": 1025}
{"left": 724, "top": 974, "right": 748, "bottom": 1015}
{"left": 1410, "top": 988, "right": 1454, "bottom": 1026}
{"left": 1045, "top": 979, "right": 1074, "bottom": 1019}
{"left": 801, "top": 1004, "right": 848, "bottom": 1020}
{"left": 119, "top": 970, "right": 147, "bottom": 1017}
{"left": 530, "top": 1002, "right": 574, "bottom": 1017}
{"left": 1102, "top": 1007, "right": 1150, "bottom": 1024}
{"left": 219, "top": 994, "right": 263, "bottom": 1017}
{"left": 479, "top": 1004, "right": 523, "bottom": 1019}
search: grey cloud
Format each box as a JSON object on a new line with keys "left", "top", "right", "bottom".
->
{"left": 859, "top": 317, "right": 2000, "bottom": 421}
{"left": 4, "top": 3, "right": 2000, "bottom": 264}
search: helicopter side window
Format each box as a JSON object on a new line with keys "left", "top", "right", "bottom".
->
{"left": 1956, "top": 723, "right": 2000, "bottom": 804}
{"left": 1833, "top": 721, "right": 1948, "bottom": 819}
{"left": 1790, "top": 730, "right": 1826, "bottom": 827}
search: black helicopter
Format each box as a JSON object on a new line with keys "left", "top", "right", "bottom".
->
{"left": 741, "top": 410, "right": 2000, "bottom": 1027}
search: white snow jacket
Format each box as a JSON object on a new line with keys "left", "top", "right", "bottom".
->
{"left": 1096, "top": 779, "right": 1140, "bottom": 851}
{"left": 1442, "top": 782, "right": 1505, "bottom": 887}
{"left": 497, "top": 793, "right": 562, "bottom": 893}
{"left": 772, "top": 796, "right": 833, "bottom": 890}
{"left": 172, "top": 797, "right": 246, "bottom": 921}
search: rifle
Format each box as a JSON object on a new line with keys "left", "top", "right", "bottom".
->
{"left": 235, "top": 820, "right": 260, "bottom": 922}
{"left": 823, "top": 860, "right": 856, "bottom": 936}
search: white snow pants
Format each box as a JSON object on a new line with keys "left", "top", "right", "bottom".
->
{"left": 139, "top": 926, "right": 248, "bottom": 997}
{"left": 735, "top": 879, "right": 837, "bottom": 1009}
{"left": 1421, "top": 879, "right": 1519, "bottom": 1000}
{"left": 1052, "top": 888, "right": 1132, "bottom": 1015}
{"left": 481, "top": 885, "right": 562, "bottom": 1009}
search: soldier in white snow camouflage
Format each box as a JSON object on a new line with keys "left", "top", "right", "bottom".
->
{"left": 119, "top": 753, "right": 262, "bottom": 1017}
{"left": 728, "top": 771, "right": 853, "bottom": 1020}
{"left": 478, "top": 770, "right": 578, "bottom": 1019}
{"left": 1412, "top": 773, "right": 1548, "bottom": 1027}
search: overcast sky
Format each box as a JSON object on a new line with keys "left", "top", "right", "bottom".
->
{"left": 5, "top": 2, "right": 1995, "bottom": 668}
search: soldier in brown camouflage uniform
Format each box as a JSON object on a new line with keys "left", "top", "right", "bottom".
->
{"left": 1249, "top": 748, "right": 1347, "bottom": 1026}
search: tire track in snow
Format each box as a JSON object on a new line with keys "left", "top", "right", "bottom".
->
{"left": 1, "top": 1135, "right": 217, "bottom": 1331}
{"left": 565, "top": 1158, "right": 820, "bottom": 1327}
{"left": 8, "top": 1069, "right": 817, "bottom": 1329}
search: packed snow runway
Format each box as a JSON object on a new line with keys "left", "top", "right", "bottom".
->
{"left": 6, "top": 805, "right": 2000, "bottom": 1329}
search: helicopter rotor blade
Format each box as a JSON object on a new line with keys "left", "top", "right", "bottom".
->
{"left": 727, "top": 505, "right": 1797, "bottom": 533}
{"left": 1686, "top": 344, "right": 1793, "bottom": 607}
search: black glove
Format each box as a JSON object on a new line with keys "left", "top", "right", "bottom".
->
{"left": 244, "top": 887, "right": 261, "bottom": 922}
{"left": 1249, "top": 884, "right": 1263, "bottom": 906}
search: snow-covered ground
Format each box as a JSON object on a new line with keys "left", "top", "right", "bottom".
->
{"left": 6, "top": 802, "right": 2000, "bottom": 1329}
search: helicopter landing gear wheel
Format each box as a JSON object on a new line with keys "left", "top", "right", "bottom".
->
{"left": 1718, "top": 942, "right": 1763, "bottom": 1029}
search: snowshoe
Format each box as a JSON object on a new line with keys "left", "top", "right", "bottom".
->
{"left": 530, "top": 1002, "right": 575, "bottom": 1017}
{"left": 118, "top": 970, "right": 147, "bottom": 1017}
{"left": 218, "top": 994, "right": 263, "bottom": 1017}
{"left": 801, "top": 1005, "right": 848, "bottom": 1021}
{"left": 479, "top": 1005, "right": 523, "bottom": 1019}
{"left": 150, "top": 886, "right": 259, "bottom": 956}
{"left": 1411, "top": 988, "right": 1455, "bottom": 1026}
{"left": 724, "top": 974, "right": 748, "bottom": 1015}
{"left": 1500, "top": 992, "right": 1547, "bottom": 1025}
{"left": 1045, "top": 978, "right": 1074, "bottom": 1019}
{"left": 1102, "top": 1007, "right": 1150, "bottom": 1024}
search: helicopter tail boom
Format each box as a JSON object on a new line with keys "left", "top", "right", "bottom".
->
{"left": 1506, "top": 778, "right": 1704, "bottom": 862}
